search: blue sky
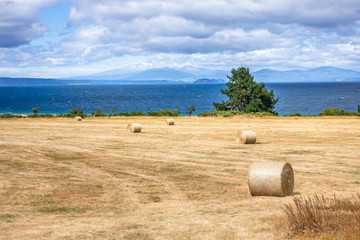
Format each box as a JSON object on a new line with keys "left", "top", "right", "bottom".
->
{"left": 0, "top": 0, "right": 359, "bottom": 78}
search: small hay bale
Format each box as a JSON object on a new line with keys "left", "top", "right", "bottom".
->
{"left": 75, "top": 116, "right": 82, "bottom": 121}
{"left": 127, "top": 123, "right": 141, "bottom": 133}
{"left": 238, "top": 130, "right": 256, "bottom": 144}
{"left": 166, "top": 118, "right": 175, "bottom": 125}
{"left": 248, "top": 162, "right": 294, "bottom": 197}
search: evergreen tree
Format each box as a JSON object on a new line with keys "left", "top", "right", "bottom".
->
{"left": 32, "top": 107, "right": 38, "bottom": 115}
{"left": 213, "top": 67, "right": 278, "bottom": 114}
{"left": 187, "top": 105, "right": 195, "bottom": 116}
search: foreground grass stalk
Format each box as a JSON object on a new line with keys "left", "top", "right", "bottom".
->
{"left": 284, "top": 194, "right": 360, "bottom": 239}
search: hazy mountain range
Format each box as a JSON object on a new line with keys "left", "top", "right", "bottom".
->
{"left": 253, "top": 66, "right": 360, "bottom": 83}
{"left": 0, "top": 66, "right": 359, "bottom": 86}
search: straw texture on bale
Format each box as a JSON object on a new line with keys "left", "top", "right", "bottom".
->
{"left": 166, "top": 118, "right": 175, "bottom": 125}
{"left": 248, "top": 162, "right": 294, "bottom": 197}
{"left": 75, "top": 116, "right": 82, "bottom": 121}
{"left": 238, "top": 130, "right": 256, "bottom": 144}
{"left": 127, "top": 123, "right": 141, "bottom": 133}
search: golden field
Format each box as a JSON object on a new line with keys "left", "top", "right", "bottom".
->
{"left": 0, "top": 116, "right": 359, "bottom": 239}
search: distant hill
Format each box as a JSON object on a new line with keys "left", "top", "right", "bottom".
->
{"left": 0, "top": 77, "right": 185, "bottom": 86}
{"left": 193, "top": 78, "right": 225, "bottom": 84}
{"left": 123, "top": 68, "right": 196, "bottom": 81}
{"left": 253, "top": 67, "right": 360, "bottom": 83}
{"left": 69, "top": 66, "right": 360, "bottom": 83}
{"left": 69, "top": 67, "right": 227, "bottom": 82}
{"left": 0, "top": 77, "right": 92, "bottom": 86}
{"left": 68, "top": 68, "right": 137, "bottom": 80}
{"left": 1, "top": 66, "right": 359, "bottom": 86}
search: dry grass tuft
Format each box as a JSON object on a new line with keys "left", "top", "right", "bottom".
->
{"left": 284, "top": 194, "right": 360, "bottom": 239}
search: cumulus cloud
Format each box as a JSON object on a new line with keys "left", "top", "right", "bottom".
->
{"left": 1, "top": 0, "right": 360, "bottom": 77}
{"left": 0, "top": 0, "right": 58, "bottom": 47}
{"left": 65, "top": 0, "right": 360, "bottom": 56}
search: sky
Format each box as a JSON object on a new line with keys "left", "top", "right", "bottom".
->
{"left": 0, "top": 0, "right": 359, "bottom": 78}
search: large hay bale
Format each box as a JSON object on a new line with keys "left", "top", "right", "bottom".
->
{"left": 75, "top": 116, "right": 82, "bottom": 121}
{"left": 238, "top": 130, "right": 256, "bottom": 144}
{"left": 248, "top": 162, "right": 294, "bottom": 197}
{"left": 166, "top": 118, "right": 175, "bottom": 125}
{"left": 127, "top": 123, "right": 141, "bottom": 133}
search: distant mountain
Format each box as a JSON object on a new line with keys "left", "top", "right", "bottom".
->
{"left": 1, "top": 66, "right": 359, "bottom": 86}
{"left": 69, "top": 67, "right": 227, "bottom": 82}
{"left": 68, "top": 68, "right": 137, "bottom": 80}
{"left": 0, "top": 77, "right": 92, "bottom": 86}
{"left": 0, "top": 77, "right": 186, "bottom": 86}
{"left": 253, "top": 67, "right": 360, "bottom": 83}
{"left": 179, "top": 67, "right": 228, "bottom": 80}
{"left": 123, "top": 68, "right": 196, "bottom": 81}
{"left": 193, "top": 78, "right": 225, "bottom": 84}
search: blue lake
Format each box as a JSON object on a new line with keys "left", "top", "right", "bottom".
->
{"left": 0, "top": 82, "right": 359, "bottom": 116}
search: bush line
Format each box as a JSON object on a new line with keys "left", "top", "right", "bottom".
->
{"left": 1, "top": 108, "right": 359, "bottom": 118}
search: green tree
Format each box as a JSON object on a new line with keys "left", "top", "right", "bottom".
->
{"left": 213, "top": 67, "right": 278, "bottom": 114}
{"left": 69, "top": 109, "right": 84, "bottom": 116}
{"left": 91, "top": 111, "right": 95, "bottom": 117}
{"left": 358, "top": 104, "right": 360, "bottom": 113}
{"left": 32, "top": 107, "right": 38, "bottom": 115}
{"left": 95, "top": 109, "right": 106, "bottom": 117}
{"left": 109, "top": 109, "right": 116, "bottom": 116}
{"left": 187, "top": 105, "right": 195, "bottom": 116}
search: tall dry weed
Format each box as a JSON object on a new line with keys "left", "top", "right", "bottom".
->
{"left": 284, "top": 193, "right": 360, "bottom": 239}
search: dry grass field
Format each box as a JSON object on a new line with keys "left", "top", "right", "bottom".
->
{"left": 0, "top": 116, "right": 359, "bottom": 239}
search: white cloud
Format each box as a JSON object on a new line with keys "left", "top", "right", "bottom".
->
{"left": 65, "top": 0, "right": 360, "bottom": 56}
{"left": 0, "top": 0, "right": 58, "bottom": 47}
{"left": 1, "top": 0, "right": 360, "bottom": 77}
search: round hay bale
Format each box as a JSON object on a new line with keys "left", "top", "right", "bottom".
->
{"left": 75, "top": 116, "right": 82, "bottom": 121}
{"left": 127, "top": 123, "right": 141, "bottom": 133}
{"left": 238, "top": 130, "right": 256, "bottom": 144}
{"left": 248, "top": 162, "right": 294, "bottom": 197}
{"left": 166, "top": 118, "right": 175, "bottom": 125}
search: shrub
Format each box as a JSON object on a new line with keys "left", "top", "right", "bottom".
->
{"left": 116, "top": 109, "right": 181, "bottom": 117}
{"left": 319, "top": 108, "right": 358, "bottom": 116}
{"left": 67, "top": 109, "right": 86, "bottom": 118}
{"left": 197, "top": 110, "right": 276, "bottom": 117}
{"left": 94, "top": 109, "right": 106, "bottom": 117}
{"left": 284, "top": 194, "right": 360, "bottom": 239}
{"left": 28, "top": 114, "right": 54, "bottom": 118}
{"left": 0, "top": 113, "right": 20, "bottom": 118}
{"left": 147, "top": 109, "right": 181, "bottom": 117}
{"left": 69, "top": 109, "right": 84, "bottom": 115}
{"left": 290, "top": 113, "right": 302, "bottom": 117}
{"left": 254, "top": 111, "right": 277, "bottom": 117}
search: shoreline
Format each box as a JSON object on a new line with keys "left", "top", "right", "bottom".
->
{"left": 1, "top": 114, "right": 359, "bottom": 120}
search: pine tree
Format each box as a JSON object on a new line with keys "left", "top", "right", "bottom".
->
{"left": 213, "top": 67, "right": 278, "bottom": 114}
{"left": 187, "top": 105, "right": 195, "bottom": 116}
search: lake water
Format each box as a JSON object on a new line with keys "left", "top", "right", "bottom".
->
{"left": 0, "top": 82, "right": 359, "bottom": 116}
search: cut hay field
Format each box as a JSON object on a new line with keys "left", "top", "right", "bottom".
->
{"left": 0, "top": 116, "right": 359, "bottom": 239}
